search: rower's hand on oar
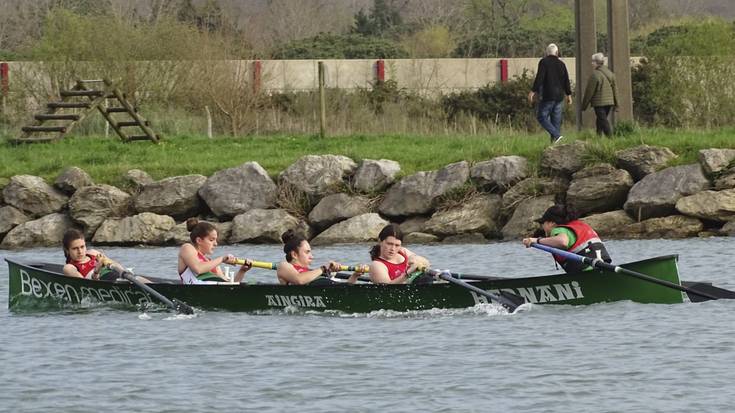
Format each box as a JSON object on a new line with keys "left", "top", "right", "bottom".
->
{"left": 320, "top": 261, "right": 341, "bottom": 276}
{"left": 407, "top": 256, "right": 430, "bottom": 274}
{"left": 522, "top": 237, "right": 540, "bottom": 248}
{"left": 222, "top": 254, "right": 236, "bottom": 265}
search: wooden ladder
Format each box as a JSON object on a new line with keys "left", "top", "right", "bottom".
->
{"left": 12, "top": 79, "right": 160, "bottom": 144}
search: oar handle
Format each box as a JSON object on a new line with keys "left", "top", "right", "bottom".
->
{"left": 232, "top": 258, "right": 277, "bottom": 270}
{"left": 338, "top": 264, "right": 370, "bottom": 273}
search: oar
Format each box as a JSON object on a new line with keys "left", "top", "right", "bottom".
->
{"left": 530, "top": 243, "right": 720, "bottom": 301}
{"left": 233, "top": 259, "right": 369, "bottom": 273}
{"left": 114, "top": 269, "right": 194, "bottom": 315}
{"left": 426, "top": 269, "right": 524, "bottom": 313}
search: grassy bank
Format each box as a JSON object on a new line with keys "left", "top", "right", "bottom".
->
{"left": 2, "top": 128, "right": 735, "bottom": 188}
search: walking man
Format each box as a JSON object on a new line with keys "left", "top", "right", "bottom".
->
{"left": 581, "top": 52, "right": 618, "bottom": 137}
{"left": 528, "top": 43, "right": 572, "bottom": 144}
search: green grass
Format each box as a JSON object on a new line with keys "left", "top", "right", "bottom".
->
{"left": 2, "top": 128, "right": 735, "bottom": 187}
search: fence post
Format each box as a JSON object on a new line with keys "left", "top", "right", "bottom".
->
{"left": 318, "top": 61, "right": 327, "bottom": 138}
{"left": 376, "top": 59, "right": 385, "bottom": 84}
{"left": 499, "top": 59, "right": 508, "bottom": 83}
{"left": 0, "top": 62, "right": 8, "bottom": 115}
{"left": 252, "top": 60, "right": 262, "bottom": 94}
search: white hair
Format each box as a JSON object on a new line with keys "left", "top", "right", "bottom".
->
{"left": 546, "top": 43, "right": 559, "bottom": 56}
{"left": 592, "top": 52, "right": 605, "bottom": 65}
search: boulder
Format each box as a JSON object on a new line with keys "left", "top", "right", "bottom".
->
{"left": 2, "top": 175, "right": 69, "bottom": 218}
{"left": 307, "top": 193, "right": 371, "bottom": 230}
{"left": 93, "top": 212, "right": 176, "bottom": 245}
{"left": 580, "top": 210, "right": 635, "bottom": 238}
{"left": 134, "top": 175, "right": 207, "bottom": 219}
{"left": 566, "top": 164, "right": 634, "bottom": 216}
{"left": 0, "top": 206, "right": 30, "bottom": 238}
{"left": 615, "top": 145, "right": 677, "bottom": 181}
{"left": 311, "top": 213, "right": 388, "bottom": 245}
{"left": 379, "top": 161, "right": 470, "bottom": 218}
{"left": 424, "top": 194, "right": 502, "bottom": 237}
{"left": 540, "top": 141, "right": 588, "bottom": 177}
{"left": 501, "top": 195, "right": 556, "bottom": 239}
{"left": 279, "top": 155, "right": 357, "bottom": 202}
{"left": 123, "top": 169, "right": 154, "bottom": 194}
{"left": 0, "top": 177, "right": 8, "bottom": 204}
{"left": 720, "top": 221, "right": 735, "bottom": 236}
{"left": 675, "top": 189, "right": 735, "bottom": 222}
{"left": 620, "top": 215, "right": 703, "bottom": 239}
{"left": 1, "top": 213, "right": 75, "bottom": 249}
{"left": 69, "top": 185, "right": 134, "bottom": 236}
{"left": 501, "top": 176, "right": 569, "bottom": 217}
{"left": 404, "top": 232, "right": 440, "bottom": 244}
{"left": 714, "top": 168, "right": 735, "bottom": 190}
{"left": 470, "top": 156, "right": 529, "bottom": 192}
{"left": 624, "top": 164, "right": 710, "bottom": 221}
{"left": 229, "top": 209, "right": 305, "bottom": 244}
{"left": 698, "top": 148, "right": 735, "bottom": 175}
{"left": 199, "top": 162, "right": 277, "bottom": 218}
{"left": 442, "top": 233, "right": 488, "bottom": 244}
{"left": 167, "top": 221, "right": 233, "bottom": 245}
{"left": 399, "top": 216, "right": 428, "bottom": 234}
{"left": 54, "top": 166, "right": 93, "bottom": 195}
{"left": 353, "top": 159, "right": 400, "bottom": 193}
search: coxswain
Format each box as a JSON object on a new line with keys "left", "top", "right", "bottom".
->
{"left": 522, "top": 204, "right": 611, "bottom": 273}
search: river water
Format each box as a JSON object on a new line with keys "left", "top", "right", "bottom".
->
{"left": 1, "top": 238, "right": 734, "bottom": 412}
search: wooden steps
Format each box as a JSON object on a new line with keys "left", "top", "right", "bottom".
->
{"left": 14, "top": 78, "right": 160, "bottom": 144}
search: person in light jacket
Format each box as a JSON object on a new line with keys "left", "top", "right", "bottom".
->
{"left": 581, "top": 52, "right": 618, "bottom": 137}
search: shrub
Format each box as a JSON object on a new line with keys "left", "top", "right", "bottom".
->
{"left": 270, "top": 33, "right": 408, "bottom": 59}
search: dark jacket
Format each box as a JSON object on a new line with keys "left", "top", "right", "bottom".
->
{"left": 531, "top": 55, "right": 572, "bottom": 102}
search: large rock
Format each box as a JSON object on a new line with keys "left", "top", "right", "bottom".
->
{"left": 54, "top": 166, "right": 93, "bottom": 195}
{"left": 167, "top": 221, "right": 233, "bottom": 245}
{"left": 279, "top": 155, "right": 357, "bottom": 202}
{"left": 442, "top": 233, "right": 488, "bottom": 244}
{"left": 620, "top": 215, "right": 703, "bottom": 239}
{"left": 229, "top": 209, "right": 304, "bottom": 244}
{"left": 199, "top": 162, "right": 277, "bottom": 218}
{"left": 379, "top": 161, "right": 470, "bottom": 218}
{"left": 2, "top": 175, "right": 69, "bottom": 218}
{"left": 501, "top": 177, "right": 569, "bottom": 218}
{"left": 134, "top": 175, "right": 207, "bottom": 219}
{"left": 540, "top": 141, "right": 588, "bottom": 177}
{"left": 404, "top": 232, "right": 440, "bottom": 243}
{"left": 0, "top": 177, "right": 8, "bottom": 204}
{"left": 0, "top": 206, "right": 30, "bottom": 238}
{"left": 424, "top": 194, "right": 502, "bottom": 237}
{"left": 624, "top": 164, "right": 710, "bottom": 221}
{"left": 698, "top": 148, "right": 735, "bottom": 175}
{"left": 123, "top": 169, "right": 154, "bottom": 194}
{"left": 567, "top": 164, "right": 634, "bottom": 216}
{"left": 720, "top": 221, "right": 735, "bottom": 236}
{"left": 1, "top": 213, "right": 75, "bottom": 249}
{"left": 501, "top": 195, "right": 556, "bottom": 239}
{"left": 615, "top": 145, "right": 677, "bottom": 181}
{"left": 675, "top": 189, "right": 735, "bottom": 222}
{"left": 69, "top": 185, "right": 134, "bottom": 236}
{"left": 399, "top": 216, "right": 429, "bottom": 234}
{"left": 353, "top": 159, "right": 400, "bottom": 193}
{"left": 471, "top": 156, "right": 529, "bottom": 192}
{"left": 93, "top": 212, "right": 176, "bottom": 245}
{"left": 580, "top": 210, "right": 634, "bottom": 238}
{"left": 714, "top": 168, "right": 735, "bottom": 190}
{"left": 311, "top": 213, "right": 388, "bottom": 245}
{"left": 308, "top": 193, "right": 371, "bottom": 230}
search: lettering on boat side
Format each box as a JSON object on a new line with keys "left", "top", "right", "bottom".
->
{"left": 19, "top": 269, "right": 151, "bottom": 306}
{"left": 469, "top": 281, "right": 584, "bottom": 305}
{"left": 265, "top": 294, "right": 326, "bottom": 308}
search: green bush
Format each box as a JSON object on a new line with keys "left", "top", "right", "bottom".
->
{"left": 270, "top": 33, "right": 408, "bottom": 59}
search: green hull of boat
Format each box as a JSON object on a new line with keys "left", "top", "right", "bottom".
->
{"left": 6, "top": 256, "right": 685, "bottom": 313}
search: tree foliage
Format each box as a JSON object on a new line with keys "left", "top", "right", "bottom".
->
{"left": 270, "top": 32, "right": 408, "bottom": 59}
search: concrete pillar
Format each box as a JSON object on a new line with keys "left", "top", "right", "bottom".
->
{"left": 608, "top": 0, "right": 633, "bottom": 122}
{"left": 575, "top": 0, "right": 597, "bottom": 130}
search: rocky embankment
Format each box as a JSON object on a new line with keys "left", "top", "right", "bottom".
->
{"left": 2, "top": 143, "right": 735, "bottom": 249}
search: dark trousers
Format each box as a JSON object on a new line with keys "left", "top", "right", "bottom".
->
{"left": 594, "top": 105, "right": 613, "bottom": 137}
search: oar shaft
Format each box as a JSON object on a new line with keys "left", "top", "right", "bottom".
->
{"left": 530, "top": 243, "right": 718, "bottom": 301}
{"left": 428, "top": 269, "right": 520, "bottom": 312}
{"left": 118, "top": 271, "right": 194, "bottom": 314}
{"left": 232, "top": 259, "right": 369, "bottom": 273}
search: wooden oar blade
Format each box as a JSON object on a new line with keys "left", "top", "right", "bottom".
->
{"left": 172, "top": 298, "right": 195, "bottom": 315}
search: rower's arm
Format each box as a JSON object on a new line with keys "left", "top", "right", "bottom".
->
{"left": 276, "top": 262, "right": 323, "bottom": 285}
{"left": 62, "top": 263, "right": 84, "bottom": 278}
{"left": 403, "top": 247, "right": 430, "bottom": 273}
{"left": 179, "top": 243, "right": 226, "bottom": 275}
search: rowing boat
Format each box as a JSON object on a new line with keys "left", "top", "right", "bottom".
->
{"left": 7, "top": 254, "right": 704, "bottom": 313}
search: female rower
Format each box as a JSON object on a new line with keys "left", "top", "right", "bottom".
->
{"left": 276, "top": 229, "right": 343, "bottom": 285}
{"left": 178, "top": 218, "right": 251, "bottom": 284}
{"left": 62, "top": 228, "right": 126, "bottom": 281}
{"left": 522, "top": 204, "right": 611, "bottom": 273}
{"left": 367, "top": 224, "right": 431, "bottom": 284}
